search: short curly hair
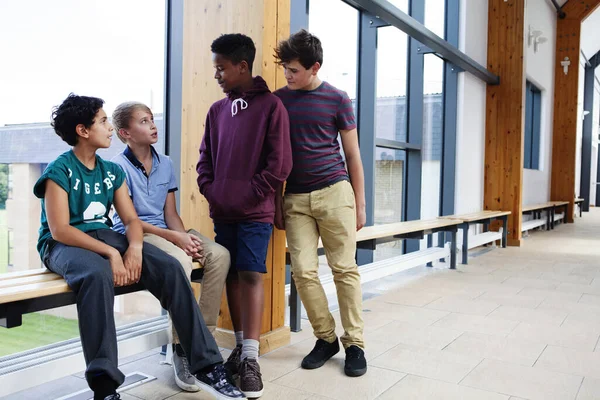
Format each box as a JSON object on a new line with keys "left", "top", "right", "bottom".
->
{"left": 51, "top": 93, "right": 104, "bottom": 146}
{"left": 274, "top": 29, "right": 323, "bottom": 69}
{"left": 211, "top": 33, "right": 256, "bottom": 72}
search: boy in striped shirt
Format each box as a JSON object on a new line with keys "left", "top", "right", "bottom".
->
{"left": 273, "top": 29, "right": 367, "bottom": 377}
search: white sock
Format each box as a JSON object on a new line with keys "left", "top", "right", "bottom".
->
{"left": 235, "top": 331, "right": 244, "bottom": 347}
{"left": 241, "top": 339, "right": 259, "bottom": 360}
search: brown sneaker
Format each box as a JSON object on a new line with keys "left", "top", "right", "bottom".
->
{"left": 239, "top": 358, "right": 264, "bottom": 398}
{"left": 225, "top": 345, "right": 242, "bottom": 377}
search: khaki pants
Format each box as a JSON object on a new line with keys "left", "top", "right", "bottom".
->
{"left": 284, "top": 180, "right": 364, "bottom": 349}
{"left": 143, "top": 230, "right": 230, "bottom": 342}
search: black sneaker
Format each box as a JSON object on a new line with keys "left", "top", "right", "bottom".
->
{"left": 301, "top": 338, "right": 340, "bottom": 369}
{"left": 225, "top": 345, "right": 242, "bottom": 377}
{"left": 239, "top": 358, "right": 264, "bottom": 398}
{"left": 344, "top": 345, "right": 367, "bottom": 377}
{"left": 103, "top": 394, "right": 121, "bottom": 400}
{"left": 194, "top": 363, "right": 246, "bottom": 399}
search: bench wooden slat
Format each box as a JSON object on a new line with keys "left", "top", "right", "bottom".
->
{"left": 0, "top": 273, "right": 63, "bottom": 290}
{"left": 0, "top": 262, "right": 204, "bottom": 305}
{"left": 440, "top": 210, "right": 511, "bottom": 222}
{"left": 522, "top": 202, "right": 563, "bottom": 212}
{"left": 0, "top": 268, "right": 50, "bottom": 282}
{"left": 0, "top": 280, "right": 71, "bottom": 304}
{"left": 286, "top": 218, "right": 461, "bottom": 252}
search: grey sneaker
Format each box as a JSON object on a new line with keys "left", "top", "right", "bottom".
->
{"left": 239, "top": 358, "right": 264, "bottom": 398}
{"left": 173, "top": 350, "right": 200, "bottom": 392}
{"left": 225, "top": 345, "right": 242, "bottom": 377}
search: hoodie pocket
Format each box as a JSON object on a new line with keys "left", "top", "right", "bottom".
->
{"left": 208, "top": 179, "right": 260, "bottom": 218}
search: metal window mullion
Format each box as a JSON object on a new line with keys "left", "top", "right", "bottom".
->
{"left": 404, "top": 0, "right": 425, "bottom": 254}
{"left": 440, "top": 0, "right": 458, "bottom": 218}
{"left": 356, "top": 11, "right": 378, "bottom": 264}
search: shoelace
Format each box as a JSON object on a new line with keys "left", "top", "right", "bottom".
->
{"left": 231, "top": 98, "right": 248, "bottom": 116}
{"left": 181, "top": 355, "right": 193, "bottom": 379}
{"left": 346, "top": 347, "right": 362, "bottom": 360}
{"left": 313, "top": 340, "right": 331, "bottom": 354}
{"left": 240, "top": 359, "right": 262, "bottom": 384}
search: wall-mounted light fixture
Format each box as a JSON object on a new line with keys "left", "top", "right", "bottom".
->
{"left": 583, "top": 110, "right": 590, "bottom": 120}
{"left": 561, "top": 57, "right": 571, "bottom": 75}
{"left": 534, "top": 36, "right": 548, "bottom": 53}
{"left": 528, "top": 25, "right": 543, "bottom": 47}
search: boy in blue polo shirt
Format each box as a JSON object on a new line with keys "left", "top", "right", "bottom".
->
{"left": 111, "top": 101, "right": 230, "bottom": 393}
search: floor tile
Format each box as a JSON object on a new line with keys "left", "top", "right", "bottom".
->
{"left": 460, "top": 358, "right": 582, "bottom": 400}
{"left": 360, "top": 302, "right": 449, "bottom": 327}
{"left": 535, "top": 345, "right": 600, "bottom": 380}
{"left": 444, "top": 332, "right": 546, "bottom": 366}
{"left": 370, "top": 343, "right": 482, "bottom": 383}
{"left": 509, "top": 321, "right": 600, "bottom": 351}
{"left": 576, "top": 377, "right": 600, "bottom": 400}
{"left": 425, "top": 296, "right": 500, "bottom": 316}
{"left": 432, "top": 313, "right": 520, "bottom": 337}
{"left": 487, "top": 305, "right": 568, "bottom": 326}
{"left": 273, "top": 363, "right": 405, "bottom": 400}
{"left": 372, "top": 320, "right": 464, "bottom": 350}
{"left": 376, "top": 374, "right": 509, "bottom": 400}
{"left": 375, "top": 289, "right": 443, "bottom": 307}
{"left": 476, "top": 292, "right": 543, "bottom": 309}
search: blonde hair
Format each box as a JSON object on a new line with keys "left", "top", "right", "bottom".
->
{"left": 112, "top": 101, "right": 152, "bottom": 143}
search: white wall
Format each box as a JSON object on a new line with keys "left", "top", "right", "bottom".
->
{"left": 576, "top": 61, "right": 585, "bottom": 198}
{"left": 455, "top": 0, "right": 487, "bottom": 214}
{"left": 590, "top": 83, "right": 600, "bottom": 205}
{"left": 522, "top": 0, "right": 556, "bottom": 205}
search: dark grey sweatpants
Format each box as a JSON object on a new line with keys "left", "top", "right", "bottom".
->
{"left": 43, "top": 229, "right": 223, "bottom": 388}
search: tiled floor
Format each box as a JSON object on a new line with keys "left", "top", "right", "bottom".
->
{"left": 6, "top": 209, "right": 600, "bottom": 400}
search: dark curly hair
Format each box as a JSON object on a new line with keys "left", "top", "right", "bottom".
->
{"left": 275, "top": 29, "right": 323, "bottom": 69}
{"left": 211, "top": 33, "right": 256, "bottom": 72}
{"left": 51, "top": 93, "right": 104, "bottom": 146}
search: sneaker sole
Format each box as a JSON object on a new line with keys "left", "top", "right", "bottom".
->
{"left": 172, "top": 362, "right": 200, "bottom": 392}
{"left": 242, "top": 388, "right": 264, "bottom": 398}
{"left": 344, "top": 365, "right": 367, "bottom": 377}
{"left": 195, "top": 380, "right": 247, "bottom": 400}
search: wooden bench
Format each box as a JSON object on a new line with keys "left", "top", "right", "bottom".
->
{"left": 0, "top": 263, "right": 204, "bottom": 329}
{"left": 575, "top": 198, "right": 585, "bottom": 217}
{"left": 440, "top": 210, "right": 510, "bottom": 265}
{"left": 286, "top": 218, "right": 463, "bottom": 332}
{"left": 0, "top": 262, "right": 204, "bottom": 396}
{"left": 522, "top": 201, "right": 569, "bottom": 233}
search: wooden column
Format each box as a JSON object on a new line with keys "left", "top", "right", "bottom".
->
{"left": 484, "top": 0, "right": 526, "bottom": 246}
{"left": 550, "top": 0, "right": 600, "bottom": 223}
{"left": 180, "top": 0, "right": 291, "bottom": 354}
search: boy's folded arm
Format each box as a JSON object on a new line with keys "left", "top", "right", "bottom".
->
{"left": 44, "top": 180, "right": 119, "bottom": 258}
{"left": 251, "top": 102, "right": 293, "bottom": 198}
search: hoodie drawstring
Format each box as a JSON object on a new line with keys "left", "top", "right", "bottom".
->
{"left": 231, "top": 98, "right": 248, "bottom": 116}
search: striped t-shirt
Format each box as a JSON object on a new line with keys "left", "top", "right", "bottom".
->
{"left": 274, "top": 81, "right": 356, "bottom": 194}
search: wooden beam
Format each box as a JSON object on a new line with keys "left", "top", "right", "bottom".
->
{"left": 180, "top": 0, "right": 290, "bottom": 352}
{"left": 550, "top": 0, "right": 600, "bottom": 222}
{"left": 484, "top": 0, "right": 526, "bottom": 246}
{"left": 561, "top": 0, "right": 600, "bottom": 21}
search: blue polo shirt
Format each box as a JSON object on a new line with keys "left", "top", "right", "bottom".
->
{"left": 111, "top": 146, "right": 177, "bottom": 234}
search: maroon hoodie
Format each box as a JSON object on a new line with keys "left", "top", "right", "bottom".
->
{"left": 196, "top": 76, "right": 292, "bottom": 224}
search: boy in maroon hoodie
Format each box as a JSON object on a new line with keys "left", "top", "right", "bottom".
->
{"left": 196, "top": 33, "right": 292, "bottom": 398}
